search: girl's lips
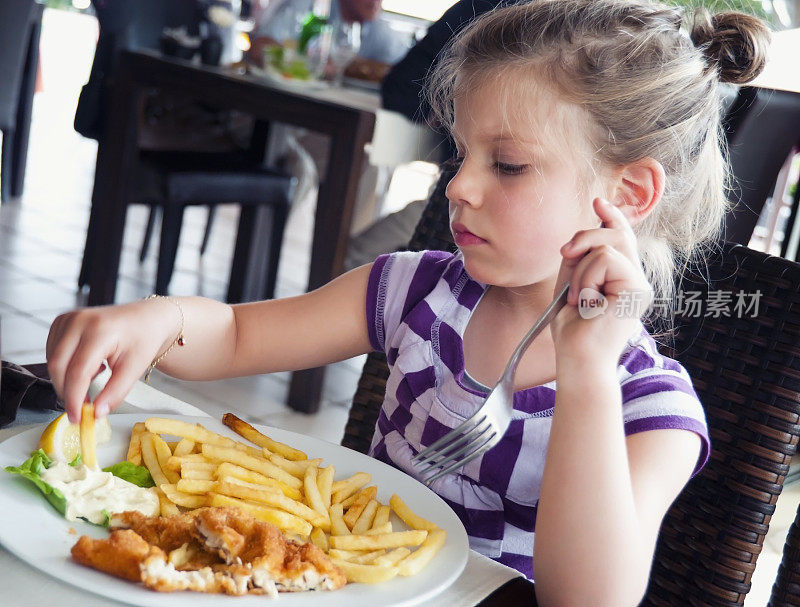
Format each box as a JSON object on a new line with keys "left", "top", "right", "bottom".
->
{"left": 452, "top": 223, "right": 487, "bottom": 246}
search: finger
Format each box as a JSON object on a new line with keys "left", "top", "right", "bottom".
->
{"left": 574, "top": 248, "right": 630, "bottom": 300}
{"left": 568, "top": 245, "right": 632, "bottom": 305}
{"left": 63, "top": 336, "right": 112, "bottom": 423}
{"left": 571, "top": 246, "right": 651, "bottom": 310}
{"left": 567, "top": 247, "right": 605, "bottom": 305}
{"left": 561, "top": 226, "right": 636, "bottom": 261}
{"left": 93, "top": 353, "right": 151, "bottom": 417}
{"left": 593, "top": 197, "right": 634, "bottom": 233}
{"left": 47, "top": 322, "right": 84, "bottom": 412}
{"left": 557, "top": 244, "right": 584, "bottom": 305}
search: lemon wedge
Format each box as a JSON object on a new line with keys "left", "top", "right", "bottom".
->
{"left": 38, "top": 413, "right": 111, "bottom": 462}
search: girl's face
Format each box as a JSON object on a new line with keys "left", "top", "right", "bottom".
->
{"left": 447, "top": 78, "right": 604, "bottom": 289}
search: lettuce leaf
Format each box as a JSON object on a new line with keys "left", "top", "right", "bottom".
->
{"left": 6, "top": 452, "right": 154, "bottom": 526}
{"left": 80, "top": 508, "right": 112, "bottom": 527}
{"left": 4, "top": 449, "right": 67, "bottom": 515}
{"left": 102, "top": 461, "right": 155, "bottom": 488}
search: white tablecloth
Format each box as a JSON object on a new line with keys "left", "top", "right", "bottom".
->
{"left": 0, "top": 377, "right": 523, "bottom": 606}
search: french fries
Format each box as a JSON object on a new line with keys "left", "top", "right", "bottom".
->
{"left": 156, "top": 488, "right": 180, "bottom": 516}
{"left": 304, "top": 467, "right": 330, "bottom": 522}
{"left": 180, "top": 461, "right": 217, "bottom": 480}
{"left": 397, "top": 529, "right": 447, "bottom": 576}
{"left": 373, "top": 547, "right": 411, "bottom": 567}
{"left": 145, "top": 418, "right": 239, "bottom": 449}
{"left": 330, "top": 503, "right": 350, "bottom": 536}
{"left": 201, "top": 444, "right": 301, "bottom": 490}
{"left": 140, "top": 432, "right": 171, "bottom": 489}
{"left": 214, "top": 462, "right": 301, "bottom": 500}
{"left": 222, "top": 413, "right": 307, "bottom": 460}
{"left": 216, "top": 477, "right": 328, "bottom": 529}
{"left": 160, "top": 483, "right": 207, "bottom": 508}
{"left": 310, "top": 527, "right": 329, "bottom": 552}
{"left": 151, "top": 433, "right": 180, "bottom": 484}
{"left": 132, "top": 414, "right": 447, "bottom": 584}
{"left": 173, "top": 438, "right": 195, "bottom": 457}
{"left": 208, "top": 493, "right": 313, "bottom": 537}
{"left": 373, "top": 504, "right": 391, "bottom": 529}
{"left": 330, "top": 530, "right": 428, "bottom": 551}
{"left": 351, "top": 499, "right": 379, "bottom": 535}
{"left": 318, "top": 465, "right": 335, "bottom": 510}
{"left": 332, "top": 472, "right": 371, "bottom": 503}
{"left": 79, "top": 403, "right": 98, "bottom": 469}
{"left": 126, "top": 422, "right": 145, "bottom": 465}
{"left": 269, "top": 453, "right": 322, "bottom": 478}
{"left": 175, "top": 478, "right": 215, "bottom": 495}
{"left": 390, "top": 494, "right": 439, "bottom": 531}
{"left": 330, "top": 559, "right": 399, "bottom": 584}
{"left": 343, "top": 486, "right": 377, "bottom": 529}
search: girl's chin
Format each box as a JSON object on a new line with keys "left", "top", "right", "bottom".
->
{"left": 461, "top": 256, "right": 547, "bottom": 288}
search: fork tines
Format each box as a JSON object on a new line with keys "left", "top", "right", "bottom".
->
{"left": 411, "top": 414, "right": 499, "bottom": 485}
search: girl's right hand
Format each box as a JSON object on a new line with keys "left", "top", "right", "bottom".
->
{"left": 46, "top": 299, "right": 179, "bottom": 423}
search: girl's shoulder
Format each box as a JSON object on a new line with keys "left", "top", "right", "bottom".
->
{"left": 366, "top": 250, "right": 482, "bottom": 352}
{"left": 370, "top": 249, "right": 480, "bottom": 303}
{"left": 372, "top": 249, "right": 462, "bottom": 279}
{"left": 619, "top": 325, "right": 694, "bottom": 386}
{"left": 618, "top": 324, "right": 711, "bottom": 476}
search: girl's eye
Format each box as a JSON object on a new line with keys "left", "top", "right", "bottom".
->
{"left": 494, "top": 162, "right": 528, "bottom": 175}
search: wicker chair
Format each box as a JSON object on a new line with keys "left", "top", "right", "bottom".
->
{"left": 341, "top": 167, "right": 800, "bottom": 606}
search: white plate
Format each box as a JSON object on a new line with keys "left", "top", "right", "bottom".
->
{"left": 248, "top": 65, "right": 329, "bottom": 91}
{"left": 0, "top": 414, "right": 468, "bottom": 607}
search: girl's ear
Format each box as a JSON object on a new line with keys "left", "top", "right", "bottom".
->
{"left": 610, "top": 157, "right": 665, "bottom": 227}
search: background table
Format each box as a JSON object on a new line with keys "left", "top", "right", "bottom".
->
{"left": 84, "top": 50, "right": 377, "bottom": 414}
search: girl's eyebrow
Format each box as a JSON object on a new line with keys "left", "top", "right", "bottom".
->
{"left": 451, "top": 128, "right": 545, "bottom": 150}
{"left": 487, "top": 134, "right": 544, "bottom": 148}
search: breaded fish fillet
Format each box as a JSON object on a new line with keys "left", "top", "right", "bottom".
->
{"left": 110, "top": 510, "right": 219, "bottom": 570}
{"left": 110, "top": 510, "right": 198, "bottom": 552}
{"left": 71, "top": 529, "right": 165, "bottom": 582}
{"left": 193, "top": 507, "right": 346, "bottom": 592}
{"left": 73, "top": 507, "right": 346, "bottom": 596}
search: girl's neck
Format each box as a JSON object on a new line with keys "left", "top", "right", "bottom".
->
{"left": 488, "top": 277, "right": 561, "bottom": 320}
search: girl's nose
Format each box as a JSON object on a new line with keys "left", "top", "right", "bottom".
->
{"left": 445, "top": 161, "right": 481, "bottom": 208}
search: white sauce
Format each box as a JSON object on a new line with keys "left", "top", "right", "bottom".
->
{"left": 41, "top": 462, "right": 159, "bottom": 524}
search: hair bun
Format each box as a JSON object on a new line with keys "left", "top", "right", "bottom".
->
{"left": 690, "top": 9, "right": 771, "bottom": 85}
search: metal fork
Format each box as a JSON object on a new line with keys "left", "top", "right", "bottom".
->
{"left": 412, "top": 282, "right": 570, "bottom": 484}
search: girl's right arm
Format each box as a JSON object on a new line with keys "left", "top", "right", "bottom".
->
{"left": 47, "top": 264, "right": 374, "bottom": 422}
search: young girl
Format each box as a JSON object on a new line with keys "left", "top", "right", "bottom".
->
{"left": 47, "top": 1, "right": 769, "bottom": 603}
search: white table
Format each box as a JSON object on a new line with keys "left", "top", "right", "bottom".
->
{"left": 0, "top": 378, "right": 523, "bottom": 606}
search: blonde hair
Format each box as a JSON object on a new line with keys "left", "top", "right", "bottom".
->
{"left": 428, "top": 0, "right": 770, "bottom": 326}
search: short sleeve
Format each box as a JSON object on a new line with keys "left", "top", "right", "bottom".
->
{"left": 619, "top": 341, "right": 711, "bottom": 477}
{"left": 365, "top": 250, "right": 454, "bottom": 352}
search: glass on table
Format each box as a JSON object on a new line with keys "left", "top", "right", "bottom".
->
{"left": 328, "top": 21, "right": 361, "bottom": 87}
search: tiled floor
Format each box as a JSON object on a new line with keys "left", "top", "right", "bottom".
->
{"left": 0, "top": 9, "right": 797, "bottom": 606}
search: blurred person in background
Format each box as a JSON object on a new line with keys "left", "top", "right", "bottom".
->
{"left": 249, "top": 0, "right": 411, "bottom": 80}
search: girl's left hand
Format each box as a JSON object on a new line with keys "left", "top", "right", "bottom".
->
{"left": 550, "top": 197, "right": 653, "bottom": 364}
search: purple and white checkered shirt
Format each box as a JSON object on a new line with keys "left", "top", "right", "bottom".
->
{"left": 365, "top": 250, "right": 710, "bottom": 579}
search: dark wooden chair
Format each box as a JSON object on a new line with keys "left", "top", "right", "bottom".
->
{"left": 723, "top": 86, "right": 800, "bottom": 247}
{"left": 341, "top": 167, "right": 800, "bottom": 606}
{"left": 76, "top": 0, "right": 294, "bottom": 302}
{"left": 0, "top": 0, "right": 43, "bottom": 202}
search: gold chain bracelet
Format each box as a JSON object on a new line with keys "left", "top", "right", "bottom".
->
{"left": 143, "top": 294, "right": 186, "bottom": 382}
